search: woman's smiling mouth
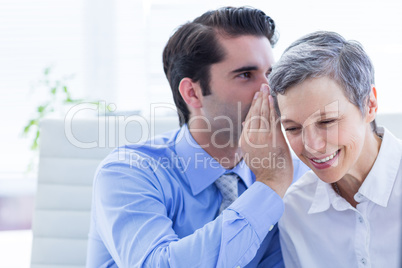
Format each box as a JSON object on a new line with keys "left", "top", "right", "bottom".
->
{"left": 308, "top": 149, "right": 341, "bottom": 169}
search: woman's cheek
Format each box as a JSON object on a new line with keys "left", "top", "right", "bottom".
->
{"left": 287, "top": 134, "right": 304, "bottom": 156}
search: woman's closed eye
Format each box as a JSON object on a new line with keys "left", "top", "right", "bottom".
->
{"left": 318, "top": 119, "right": 337, "bottom": 126}
{"left": 285, "top": 126, "right": 301, "bottom": 133}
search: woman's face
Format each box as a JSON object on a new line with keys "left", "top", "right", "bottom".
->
{"left": 277, "top": 76, "right": 376, "bottom": 183}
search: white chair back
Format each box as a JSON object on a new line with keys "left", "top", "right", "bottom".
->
{"left": 31, "top": 116, "right": 179, "bottom": 268}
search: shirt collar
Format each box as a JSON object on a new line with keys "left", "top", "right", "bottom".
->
{"left": 231, "top": 161, "right": 255, "bottom": 188}
{"left": 357, "top": 127, "right": 402, "bottom": 207}
{"left": 308, "top": 179, "right": 332, "bottom": 214}
{"left": 175, "top": 124, "right": 254, "bottom": 196}
{"left": 308, "top": 127, "right": 402, "bottom": 213}
{"left": 308, "top": 179, "right": 351, "bottom": 214}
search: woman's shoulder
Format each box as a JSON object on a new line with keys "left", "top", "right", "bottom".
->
{"left": 281, "top": 171, "right": 320, "bottom": 214}
{"left": 285, "top": 171, "right": 319, "bottom": 198}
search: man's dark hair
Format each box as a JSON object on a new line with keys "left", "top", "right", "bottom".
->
{"left": 163, "top": 6, "right": 278, "bottom": 126}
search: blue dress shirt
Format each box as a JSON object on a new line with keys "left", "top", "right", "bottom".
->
{"left": 86, "top": 125, "right": 309, "bottom": 267}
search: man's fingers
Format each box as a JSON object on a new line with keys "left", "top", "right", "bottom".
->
{"left": 261, "top": 92, "right": 269, "bottom": 131}
{"left": 268, "top": 94, "right": 279, "bottom": 131}
{"left": 244, "top": 91, "right": 259, "bottom": 125}
{"left": 248, "top": 92, "right": 263, "bottom": 131}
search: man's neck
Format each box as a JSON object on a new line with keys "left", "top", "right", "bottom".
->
{"left": 189, "top": 126, "right": 242, "bottom": 169}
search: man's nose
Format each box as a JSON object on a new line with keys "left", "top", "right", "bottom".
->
{"left": 261, "top": 75, "right": 269, "bottom": 87}
{"left": 253, "top": 75, "right": 270, "bottom": 94}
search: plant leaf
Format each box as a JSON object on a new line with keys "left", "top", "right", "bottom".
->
{"left": 37, "top": 105, "right": 46, "bottom": 113}
{"left": 31, "top": 130, "right": 40, "bottom": 150}
{"left": 44, "top": 67, "right": 50, "bottom": 75}
{"left": 23, "top": 124, "right": 31, "bottom": 134}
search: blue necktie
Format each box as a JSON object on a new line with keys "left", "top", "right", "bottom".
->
{"left": 214, "top": 173, "right": 240, "bottom": 214}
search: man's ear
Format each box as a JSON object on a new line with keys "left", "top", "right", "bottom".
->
{"left": 178, "top": 78, "right": 203, "bottom": 109}
{"left": 366, "top": 85, "right": 378, "bottom": 123}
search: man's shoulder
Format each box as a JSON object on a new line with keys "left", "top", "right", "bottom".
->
{"left": 92, "top": 128, "right": 187, "bottom": 195}
{"left": 99, "top": 128, "right": 181, "bottom": 170}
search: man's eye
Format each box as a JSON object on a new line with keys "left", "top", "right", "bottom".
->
{"left": 238, "top": 72, "right": 251, "bottom": 79}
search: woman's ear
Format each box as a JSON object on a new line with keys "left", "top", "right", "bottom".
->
{"left": 178, "top": 78, "right": 203, "bottom": 109}
{"left": 366, "top": 85, "right": 378, "bottom": 123}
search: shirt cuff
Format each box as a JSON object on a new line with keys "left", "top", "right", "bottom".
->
{"left": 228, "top": 181, "right": 284, "bottom": 241}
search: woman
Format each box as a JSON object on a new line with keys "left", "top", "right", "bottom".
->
{"left": 243, "top": 31, "right": 401, "bottom": 267}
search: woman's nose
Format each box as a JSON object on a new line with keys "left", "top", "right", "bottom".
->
{"left": 302, "top": 125, "right": 327, "bottom": 154}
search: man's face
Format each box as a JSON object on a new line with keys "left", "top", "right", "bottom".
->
{"left": 199, "top": 35, "right": 274, "bottom": 147}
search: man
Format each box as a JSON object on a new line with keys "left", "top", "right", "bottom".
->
{"left": 86, "top": 6, "right": 309, "bottom": 267}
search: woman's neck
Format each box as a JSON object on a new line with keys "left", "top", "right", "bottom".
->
{"left": 336, "top": 130, "right": 382, "bottom": 208}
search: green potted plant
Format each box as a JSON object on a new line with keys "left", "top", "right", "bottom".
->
{"left": 22, "top": 66, "right": 83, "bottom": 152}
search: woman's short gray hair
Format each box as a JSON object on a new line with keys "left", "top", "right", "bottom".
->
{"left": 269, "top": 31, "right": 377, "bottom": 131}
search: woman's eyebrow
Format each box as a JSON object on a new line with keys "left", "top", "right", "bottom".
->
{"left": 281, "top": 111, "right": 339, "bottom": 124}
{"left": 281, "top": 118, "right": 297, "bottom": 124}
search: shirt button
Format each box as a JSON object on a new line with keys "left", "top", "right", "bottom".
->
{"left": 361, "top": 258, "right": 367, "bottom": 265}
{"left": 236, "top": 266, "right": 241, "bottom": 268}
{"left": 358, "top": 216, "right": 364, "bottom": 223}
{"left": 269, "top": 225, "right": 274, "bottom": 231}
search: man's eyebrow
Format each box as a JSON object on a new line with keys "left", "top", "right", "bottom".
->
{"left": 230, "top": 66, "right": 259, "bottom": 74}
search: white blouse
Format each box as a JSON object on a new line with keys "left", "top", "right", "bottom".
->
{"left": 279, "top": 127, "right": 402, "bottom": 268}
